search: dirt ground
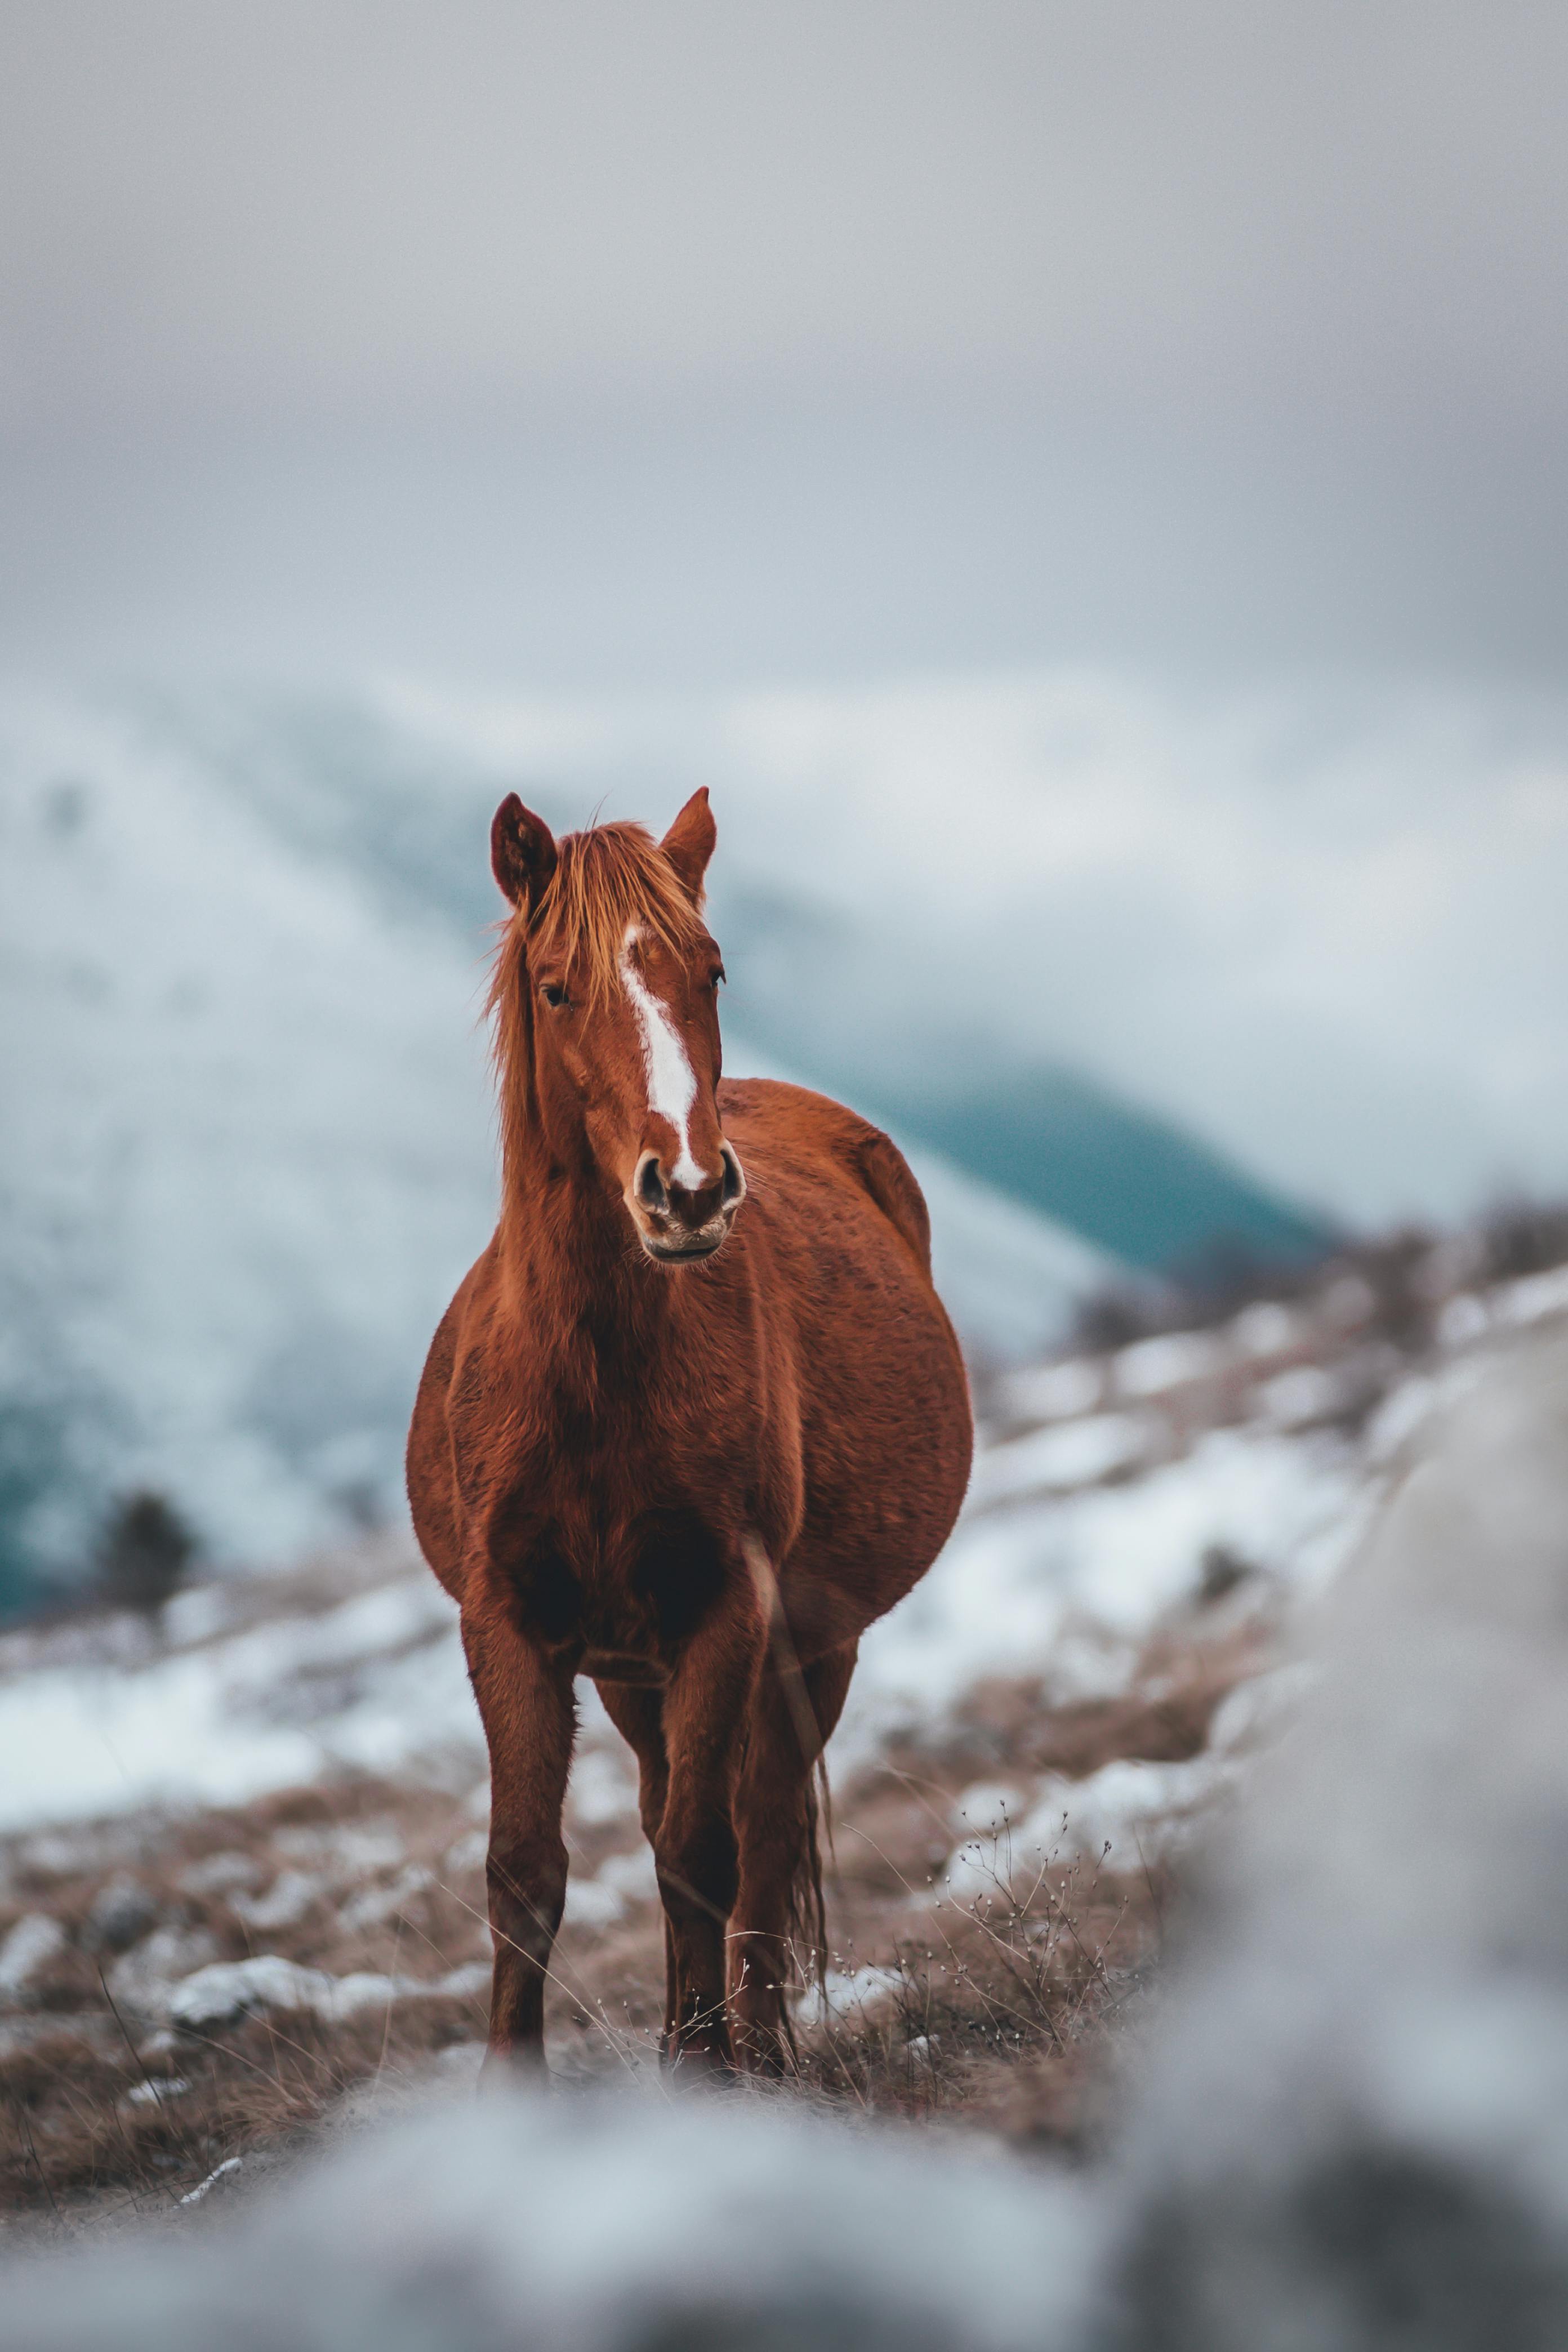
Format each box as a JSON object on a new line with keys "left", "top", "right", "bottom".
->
{"left": 0, "top": 1622, "right": 1264, "bottom": 2242}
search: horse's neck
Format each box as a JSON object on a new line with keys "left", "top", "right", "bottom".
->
{"left": 497, "top": 1153, "right": 663, "bottom": 1363}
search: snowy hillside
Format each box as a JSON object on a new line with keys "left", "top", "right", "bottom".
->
{"left": 0, "top": 698, "right": 496, "bottom": 1593}
{"left": 6, "top": 1237, "right": 1564, "bottom": 1847}
{"left": 141, "top": 680, "right": 1338, "bottom": 1270}
{"left": 0, "top": 692, "right": 1116, "bottom": 1598}
{"left": 367, "top": 667, "right": 1568, "bottom": 1233}
{"left": 3, "top": 1228, "right": 1566, "bottom": 2228}
{"left": 111, "top": 667, "right": 1568, "bottom": 1246}
{"left": 9, "top": 663, "right": 1568, "bottom": 1601}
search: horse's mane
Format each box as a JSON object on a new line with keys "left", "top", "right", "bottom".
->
{"left": 487, "top": 821, "right": 706, "bottom": 1168}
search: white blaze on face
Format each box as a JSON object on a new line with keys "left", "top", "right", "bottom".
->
{"left": 621, "top": 926, "right": 706, "bottom": 1191}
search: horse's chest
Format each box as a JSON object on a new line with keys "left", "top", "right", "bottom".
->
{"left": 467, "top": 1340, "right": 764, "bottom": 1658}
{"left": 501, "top": 1502, "right": 730, "bottom": 1665}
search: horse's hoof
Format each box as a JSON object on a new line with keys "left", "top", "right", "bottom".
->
{"left": 478, "top": 2044, "right": 550, "bottom": 2095}
{"left": 661, "top": 2034, "right": 735, "bottom": 2085}
{"left": 734, "top": 2040, "right": 790, "bottom": 2082}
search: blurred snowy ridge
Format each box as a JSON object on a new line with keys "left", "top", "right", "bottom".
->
{"left": 6, "top": 668, "right": 1568, "bottom": 1601}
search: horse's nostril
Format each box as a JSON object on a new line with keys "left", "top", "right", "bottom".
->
{"left": 720, "top": 1144, "right": 745, "bottom": 1207}
{"left": 637, "top": 1154, "right": 669, "bottom": 1213}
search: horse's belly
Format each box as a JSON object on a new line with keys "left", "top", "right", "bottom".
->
{"left": 578, "top": 1647, "right": 670, "bottom": 1688}
{"left": 789, "top": 1311, "right": 972, "bottom": 1636}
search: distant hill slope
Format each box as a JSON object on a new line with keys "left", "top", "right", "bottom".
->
{"left": 869, "top": 1065, "right": 1333, "bottom": 1276}
{"left": 710, "top": 880, "right": 1333, "bottom": 1279}
{"left": 0, "top": 692, "right": 1121, "bottom": 1607}
{"left": 0, "top": 696, "right": 498, "bottom": 1606}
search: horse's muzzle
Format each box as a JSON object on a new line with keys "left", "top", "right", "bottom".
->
{"left": 629, "top": 1141, "right": 746, "bottom": 1263}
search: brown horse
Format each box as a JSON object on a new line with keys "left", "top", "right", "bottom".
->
{"left": 407, "top": 789, "right": 972, "bottom": 2070}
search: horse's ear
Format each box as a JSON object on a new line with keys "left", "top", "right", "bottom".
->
{"left": 491, "top": 795, "right": 557, "bottom": 912}
{"left": 661, "top": 788, "right": 716, "bottom": 906}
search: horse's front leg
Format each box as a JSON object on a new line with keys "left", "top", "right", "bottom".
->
{"left": 657, "top": 1578, "right": 766, "bottom": 2068}
{"left": 461, "top": 1594, "right": 576, "bottom": 2074}
{"left": 595, "top": 1682, "right": 678, "bottom": 2042}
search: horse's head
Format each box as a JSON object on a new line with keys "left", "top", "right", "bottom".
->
{"left": 488, "top": 789, "right": 746, "bottom": 1264}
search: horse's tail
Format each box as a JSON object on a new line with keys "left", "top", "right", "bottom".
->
{"left": 787, "top": 1753, "right": 832, "bottom": 1992}
{"left": 739, "top": 1533, "right": 835, "bottom": 2046}
{"left": 761, "top": 1752, "right": 830, "bottom": 2072}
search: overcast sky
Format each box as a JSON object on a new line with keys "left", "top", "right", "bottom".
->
{"left": 3, "top": 2, "right": 1567, "bottom": 685}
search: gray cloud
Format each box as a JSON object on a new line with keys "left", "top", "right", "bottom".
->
{"left": 3, "top": 1, "right": 1566, "bottom": 680}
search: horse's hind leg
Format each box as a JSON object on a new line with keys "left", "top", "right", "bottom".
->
{"left": 729, "top": 1642, "right": 857, "bottom": 2075}
{"left": 594, "top": 1681, "right": 678, "bottom": 2043}
{"left": 657, "top": 1591, "right": 768, "bottom": 2068}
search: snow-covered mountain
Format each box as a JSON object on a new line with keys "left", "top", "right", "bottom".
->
{"left": 142, "top": 681, "right": 1339, "bottom": 1272}
{"left": 10, "top": 664, "right": 1565, "bottom": 1607}
{"left": 126, "top": 667, "right": 1568, "bottom": 1245}
{"left": 0, "top": 691, "right": 1119, "bottom": 1602}
{"left": 0, "top": 696, "right": 497, "bottom": 1596}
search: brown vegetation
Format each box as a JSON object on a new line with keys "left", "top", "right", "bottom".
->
{"left": 0, "top": 1637, "right": 1219, "bottom": 2231}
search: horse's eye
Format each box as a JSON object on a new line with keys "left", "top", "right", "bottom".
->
{"left": 540, "top": 982, "right": 569, "bottom": 1010}
{"left": 711, "top": 965, "right": 726, "bottom": 990}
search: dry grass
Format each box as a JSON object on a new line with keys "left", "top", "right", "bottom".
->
{"left": 1, "top": 2003, "right": 479, "bottom": 2225}
{"left": 0, "top": 1774, "right": 494, "bottom": 2230}
{"left": 791, "top": 1848, "right": 1160, "bottom": 2147}
{"left": 893, "top": 1627, "right": 1266, "bottom": 1789}
{"left": 0, "top": 1630, "right": 1249, "bottom": 2229}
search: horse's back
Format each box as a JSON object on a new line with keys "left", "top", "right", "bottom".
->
{"left": 718, "top": 1076, "right": 933, "bottom": 1275}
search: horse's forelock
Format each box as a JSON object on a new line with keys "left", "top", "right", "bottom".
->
{"left": 486, "top": 823, "right": 707, "bottom": 1165}
{"left": 529, "top": 822, "right": 705, "bottom": 1010}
